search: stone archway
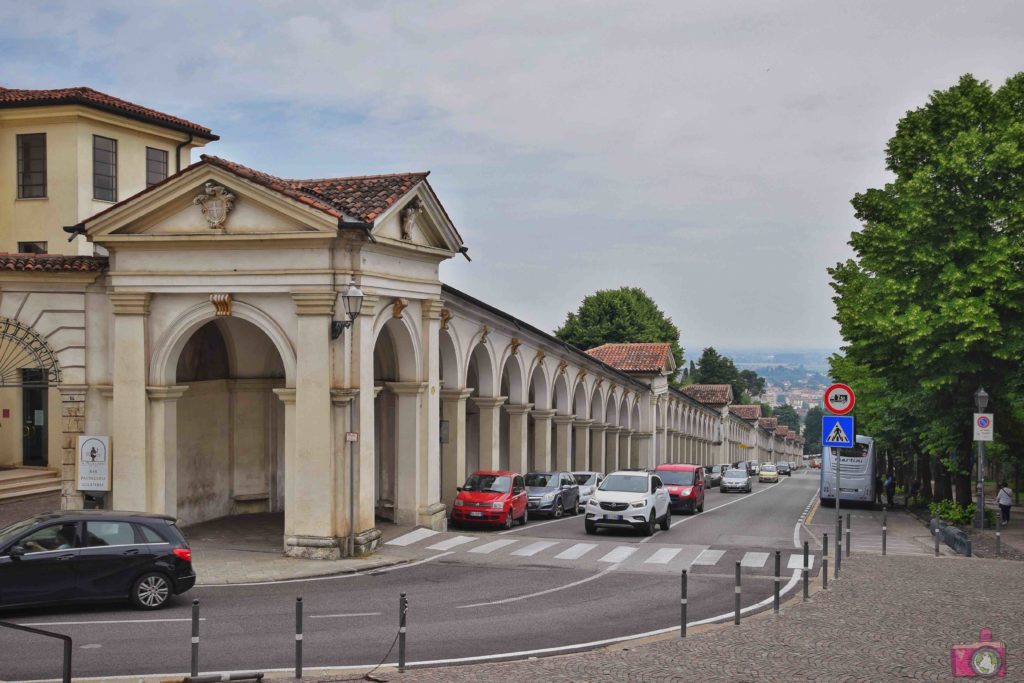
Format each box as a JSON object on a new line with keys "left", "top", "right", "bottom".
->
{"left": 0, "top": 317, "right": 62, "bottom": 468}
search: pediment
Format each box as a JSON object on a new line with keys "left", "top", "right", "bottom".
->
{"left": 370, "top": 183, "right": 463, "bottom": 255}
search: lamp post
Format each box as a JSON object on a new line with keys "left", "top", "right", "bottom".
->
{"left": 332, "top": 279, "right": 365, "bottom": 556}
{"left": 974, "top": 387, "right": 989, "bottom": 530}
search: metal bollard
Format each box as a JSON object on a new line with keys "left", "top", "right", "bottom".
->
{"left": 680, "top": 569, "right": 688, "bottom": 638}
{"left": 734, "top": 562, "right": 741, "bottom": 625}
{"left": 773, "top": 550, "right": 781, "bottom": 613}
{"left": 882, "top": 507, "right": 887, "bottom": 556}
{"left": 934, "top": 520, "right": 940, "bottom": 557}
{"left": 295, "top": 597, "right": 303, "bottom": 679}
{"left": 398, "top": 592, "right": 408, "bottom": 673}
{"left": 996, "top": 513, "right": 1002, "bottom": 556}
{"left": 191, "top": 599, "right": 200, "bottom": 677}
{"left": 835, "top": 515, "right": 842, "bottom": 576}
{"left": 822, "top": 533, "right": 829, "bottom": 590}
{"left": 802, "top": 541, "right": 809, "bottom": 601}
{"left": 846, "top": 513, "right": 851, "bottom": 556}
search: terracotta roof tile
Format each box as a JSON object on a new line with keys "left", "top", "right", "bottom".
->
{"left": 758, "top": 417, "right": 778, "bottom": 430}
{"left": 775, "top": 426, "right": 790, "bottom": 437}
{"left": 586, "top": 343, "right": 672, "bottom": 373}
{"left": 0, "top": 253, "right": 107, "bottom": 273}
{"left": 0, "top": 85, "right": 216, "bottom": 138}
{"left": 681, "top": 384, "right": 733, "bottom": 405}
{"left": 729, "top": 405, "right": 762, "bottom": 421}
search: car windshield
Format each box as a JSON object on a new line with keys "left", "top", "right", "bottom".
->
{"left": 725, "top": 469, "right": 746, "bottom": 477}
{"left": 598, "top": 474, "right": 648, "bottom": 493}
{"left": 761, "top": 465, "right": 776, "bottom": 472}
{"left": 657, "top": 470, "right": 694, "bottom": 486}
{"left": 525, "top": 473, "right": 558, "bottom": 488}
{"left": 0, "top": 517, "right": 38, "bottom": 541}
{"left": 710, "top": 466, "right": 721, "bottom": 473}
{"left": 573, "top": 473, "right": 597, "bottom": 486}
{"left": 463, "top": 474, "right": 511, "bottom": 493}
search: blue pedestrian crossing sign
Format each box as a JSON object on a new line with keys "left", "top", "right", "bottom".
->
{"left": 822, "top": 415, "right": 855, "bottom": 448}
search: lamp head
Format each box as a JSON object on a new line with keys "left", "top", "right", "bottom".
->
{"left": 975, "top": 387, "right": 989, "bottom": 412}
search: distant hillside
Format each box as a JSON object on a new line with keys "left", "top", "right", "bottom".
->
{"left": 714, "top": 348, "right": 834, "bottom": 373}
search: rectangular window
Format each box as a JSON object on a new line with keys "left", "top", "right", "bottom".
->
{"left": 93, "top": 135, "right": 118, "bottom": 202}
{"left": 146, "top": 146, "right": 168, "bottom": 187}
{"left": 16, "top": 133, "right": 47, "bottom": 198}
{"left": 17, "top": 241, "right": 47, "bottom": 254}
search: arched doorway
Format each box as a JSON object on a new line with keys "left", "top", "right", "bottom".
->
{"left": 174, "top": 317, "right": 286, "bottom": 525}
{"left": 0, "top": 317, "right": 62, "bottom": 468}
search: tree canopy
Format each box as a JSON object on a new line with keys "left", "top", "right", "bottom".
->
{"left": 829, "top": 73, "right": 1024, "bottom": 504}
{"left": 773, "top": 404, "right": 800, "bottom": 433}
{"left": 555, "top": 287, "right": 684, "bottom": 375}
{"left": 803, "top": 405, "right": 824, "bottom": 455}
{"left": 690, "top": 347, "right": 765, "bottom": 403}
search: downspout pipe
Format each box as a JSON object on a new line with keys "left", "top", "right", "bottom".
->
{"left": 175, "top": 133, "right": 194, "bottom": 172}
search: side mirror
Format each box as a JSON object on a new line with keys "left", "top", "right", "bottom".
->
{"left": 8, "top": 545, "right": 25, "bottom": 560}
{"left": 456, "top": 486, "right": 463, "bottom": 492}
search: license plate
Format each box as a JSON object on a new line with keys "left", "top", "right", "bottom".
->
{"left": 469, "top": 512, "right": 483, "bottom": 517}
{"left": 603, "top": 514, "right": 623, "bottom": 521}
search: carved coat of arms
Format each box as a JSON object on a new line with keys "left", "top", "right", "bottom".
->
{"left": 193, "top": 182, "right": 236, "bottom": 229}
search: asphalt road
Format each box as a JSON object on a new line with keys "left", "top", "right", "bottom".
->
{"left": 0, "top": 472, "right": 821, "bottom": 681}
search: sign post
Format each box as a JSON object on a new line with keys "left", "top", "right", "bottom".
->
{"left": 974, "top": 411, "right": 993, "bottom": 529}
{"left": 823, "top": 383, "right": 856, "bottom": 555}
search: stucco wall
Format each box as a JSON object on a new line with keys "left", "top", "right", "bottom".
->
{"left": 176, "top": 380, "right": 232, "bottom": 525}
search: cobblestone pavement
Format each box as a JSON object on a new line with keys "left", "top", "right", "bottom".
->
{"left": 316, "top": 554, "right": 1022, "bottom": 682}
{"left": 0, "top": 491, "right": 59, "bottom": 528}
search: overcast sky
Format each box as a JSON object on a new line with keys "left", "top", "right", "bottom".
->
{"left": 3, "top": 1, "right": 1022, "bottom": 355}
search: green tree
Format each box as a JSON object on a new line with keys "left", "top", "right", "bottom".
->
{"left": 829, "top": 73, "right": 1024, "bottom": 505}
{"left": 774, "top": 404, "right": 800, "bottom": 433}
{"left": 556, "top": 287, "right": 684, "bottom": 376}
{"left": 803, "top": 405, "right": 824, "bottom": 454}
{"left": 739, "top": 369, "right": 766, "bottom": 399}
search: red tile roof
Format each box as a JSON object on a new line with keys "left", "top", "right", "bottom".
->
{"left": 775, "top": 426, "right": 790, "bottom": 437}
{"left": 586, "top": 343, "right": 672, "bottom": 373}
{"left": 729, "top": 405, "right": 762, "bottom": 421}
{"left": 0, "top": 253, "right": 108, "bottom": 273}
{"left": 0, "top": 85, "right": 216, "bottom": 138}
{"left": 758, "top": 417, "right": 779, "bottom": 431}
{"left": 681, "top": 384, "right": 733, "bottom": 405}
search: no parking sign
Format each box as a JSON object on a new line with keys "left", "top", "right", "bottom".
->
{"left": 974, "top": 413, "right": 993, "bottom": 441}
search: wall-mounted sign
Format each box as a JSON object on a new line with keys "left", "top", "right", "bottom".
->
{"left": 77, "top": 435, "right": 111, "bottom": 491}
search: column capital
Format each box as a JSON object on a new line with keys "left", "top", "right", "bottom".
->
{"left": 440, "top": 387, "right": 475, "bottom": 401}
{"left": 634, "top": 432, "right": 653, "bottom": 441}
{"left": 471, "top": 396, "right": 508, "bottom": 409}
{"left": 573, "top": 418, "right": 594, "bottom": 428}
{"left": 330, "top": 388, "right": 358, "bottom": 405}
{"left": 96, "top": 385, "right": 114, "bottom": 400}
{"left": 552, "top": 414, "right": 576, "bottom": 426}
{"left": 590, "top": 422, "right": 609, "bottom": 433}
{"left": 56, "top": 384, "right": 88, "bottom": 401}
{"left": 386, "top": 381, "right": 428, "bottom": 396}
{"left": 110, "top": 291, "right": 151, "bottom": 316}
{"left": 530, "top": 408, "right": 557, "bottom": 420}
{"left": 504, "top": 403, "right": 534, "bottom": 416}
{"left": 291, "top": 290, "right": 336, "bottom": 316}
{"left": 359, "top": 294, "right": 380, "bottom": 318}
{"left": 421, "top": 299, "right": 445, "bottom": 321}
{"left": 147, "top": 385, "right": 190, "bottom": 401}
{"left": 272, "top": 387, "right": 297, "bottom": 404}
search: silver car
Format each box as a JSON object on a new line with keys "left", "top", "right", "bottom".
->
{"left": 572, "top": 471, "right": 603, "bottom": 512}
{"left": 720, "top": 468, "right": 752, "bottom": 493}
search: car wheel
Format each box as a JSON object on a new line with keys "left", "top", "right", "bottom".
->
{"left": 642, "top": 512, "right": 655, "bottom": 537}
{"left": 568, "top": 499, "right": 578, "bottom": 516}
{"left": 553, "top": 500, "right": 564, "bottom": 519}
{"left": 585, "top": 520, "right": 597, "bottom": 535}
{"left": 697, "top": 501, "right": 704, "bottom": 513}
{"left": 720, "top": 487, "right": 726, "bottom": 493}
{"left": 660, "top": 507, "right": 671, "bottom": 531}
{"left": 518, "top": 507, "right": 528, "bottom": 526}
{"left": 503, "top": 509, "right": 514, "bottom": 530}
{"left": 131, "top": 572, "right": 172, "bottom": 610}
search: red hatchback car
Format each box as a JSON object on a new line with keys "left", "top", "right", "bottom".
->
{"left": 450, "top": 471, "right": 528, "bottom": 529}
{"left": 655, "top": 464, "right": 705, "bottom": 514}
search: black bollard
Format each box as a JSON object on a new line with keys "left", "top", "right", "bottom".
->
{"left": 734, "top": 562, "right": 741, "bottom": 625}
{"left": 846, "top": 513, "right": 851, "bottom": 556}
{"left": 680, "top": 569, "right": 688, "bottom": 638}
{"left": 934, "top": 520, "right": 940, "bottom": 557}
{"left": 882, "top": 506, "right": 887, "bottom": 556}
{"left": 773, "top": 550, "right": 781, "bottom": 613}
{"left": 822, "top": 533, "right": 829, "bottom": 590}
{"left": 996, "top": 513, "right": 1002, "bottom": 557}
{"left": 191, "top": 599, "right": 200, "bottom": 677}
{"left": 398, "top": 592, "right": 408, "bottom": 673}
{"left": 835, "top": 515, "right": 842, "bottom": 577}
{"left": 802, "top": 541, "right": 809, "bottom": 601}
{"left": 295, "top": 597, "right": 303, "bottom": 679}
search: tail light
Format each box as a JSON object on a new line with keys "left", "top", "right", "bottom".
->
{"left": 172, "top": 548, "right": 192, "bottom": 562}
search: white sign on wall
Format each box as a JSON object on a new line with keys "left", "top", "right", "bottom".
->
{"left": 77, "top": 435, "right": 111, "bottom": 491}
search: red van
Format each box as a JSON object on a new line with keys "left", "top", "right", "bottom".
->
{"left": 654, "top": 464, "right": 705, "bottom": 514}
{"left": 450, "top": 471, "right": 528, "bottom": 529}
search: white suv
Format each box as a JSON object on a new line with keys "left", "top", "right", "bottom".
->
{"left": 585, "top": 470, "right": 671, "bottom": 536}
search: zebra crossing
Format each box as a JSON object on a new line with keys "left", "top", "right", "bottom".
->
{"left": 384, "top": 528, "right": 817, "bottom": 575}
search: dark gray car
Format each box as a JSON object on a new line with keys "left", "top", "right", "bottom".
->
{"left": 525, "top": 471, "right": 579, "bottom": 518}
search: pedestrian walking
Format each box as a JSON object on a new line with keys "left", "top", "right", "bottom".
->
{"left": 875, "top": 473, "right": 884, "bottom": 506}
{"left": 996, "top": 482, "right": 1013, "bottom": 526}
{"left": 884, "top": 473, "right": 895, "bottom": 508}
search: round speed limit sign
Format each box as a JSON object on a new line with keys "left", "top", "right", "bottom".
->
{"left": 824, "top": 383, "right": 856, "bottom": 415}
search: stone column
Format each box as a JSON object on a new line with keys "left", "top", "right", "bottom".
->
{"left": 146, "top": 385, "right": 189, "bottom": 516}
{"left": 440, "top": 388, "right": 473, "bottom": 508}
{"left": 553, "top": 415, "right": 575, "bottom": 472}
{"left": 620, "top": 429, "right": 633, "bottom": 469}
{"left": 636, "top": 432, "right": 654, "bottom": 470}
{"left": 605, "top": 427, "right": 620, "bottom": 471}
{"left": 418, "top": 300, "right": 446, "bottom": 530}
{"left": 387, "top": 381, "right": 427, "bottom": 527}
{"left": 330, "top": 388, "right": 356, "bottom": 546}
{"left": 530, "top": 409, "right": 556, "bottom": 471}
{"left": 506, "top": 404, "right": 532, "bottom": 475}
{"left": 57, "top": 385, "right": 88, "bottom": 510}
{"left": 573, "top": 419, "right": 593, "bottom": 471}
{"left": 272, "top": 387, "right": 296, "bottom": 521}
{"left": 473, "top": 396, "right": 506, "bottom": 471}
{"left": 286, "top": 291, "right": 337, "bottom": 559}
{"left": 353, "top": 295, "right": 381, "bottom": 555}
{"left": 110, "top": 292, "right": 150, "bottom": 512}
{"left": 590, "top": 423, "right": 607, "bottom": 474}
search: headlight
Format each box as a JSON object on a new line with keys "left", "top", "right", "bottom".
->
{"left": 542, "top": 492, "right": 556, "bottom": 502}
{"left": 630, "top": 500, "right": 647, "bottom": 508}
{"left": 491, "top": 501, "right": 505, "bottom": 509}
{"left": 682, "top": 487, "right": 693, "bottom": 496}
{"left": 454, "top": 499, "right": 465, "bottom": 507}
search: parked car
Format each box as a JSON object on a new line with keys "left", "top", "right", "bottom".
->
{"left": 704, "top": 464, "right": 725, "bottom": 488}
{"left": 572, "top": 471, "right": 603, "bottom": 512}
{"left": 776, "top": 462, "right": 792, "bottom": 476}
{"left": 525, "top": 471, "right": 579, "bottom": 518}
{"left": 585, "top": 470, "right": 671, "bottom": 536}
{"left": 810, "top": 458, "right": 822, "bottom": 469}
{"left": 758, "top": 463, "right": 779, "bottom": 483}
{"left": 720, "top": 468, "right": 753, "bottom": 493}
{"left": 451, "top": 471, "right": 528, "bottom": 529}
{"left": 0, "top": 510, "right": 195, "bottom": 611}
{"left": 656, "top": 464, "right": 705, "bottom": 514}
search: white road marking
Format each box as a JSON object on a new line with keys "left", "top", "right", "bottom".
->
{"left": 426, "top": 535, "right": 478, "bottom": 551}
{"left": 640, "top": 479, "right": 784, "bottom": 544}
{"left": 499, "top": 514, "right": 575, "bottom": 534}
{"left": 554, "top": 543, "right": 598, "bottom": 560}
{"left": 644, "top": 547, "right": 683, "bottom": 564}
{"left": 457, "top": 566, "right": 617, "bottom": 608}
{"left": 16, "top": 618, "right": 206, "bottom": 627}
{"left": 598, "top": 545, "right": 636, "bottom": 563}
{"left": 510, "top": 541, "right": 559, "bottom": 557}
{"left": 740, "top": 551, "right": 769, "bottom": 568}
{"left": 385, "top": 528, "right": 440, "bottom": 546}
{"left": 788, "top": 554, "right": 815, "bottom": 570}
{"left": 310, "top": 612, "right": 382, "bottom": 619}
{"left": 692, "top": 549, "right": 726, "bottom": 565}
{"left": 468, "top": 539, "right": 517, "bottom": 554}
{"left": 193, "top": 551, "right": 455, "bottom": 587}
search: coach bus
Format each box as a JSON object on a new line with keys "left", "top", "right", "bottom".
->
{"left": 819, "top": 435, "right": 876, "bottom": 507}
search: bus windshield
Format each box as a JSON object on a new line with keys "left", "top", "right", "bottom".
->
{"left": 832, "top": 443, "right": 869, "bottom": 458}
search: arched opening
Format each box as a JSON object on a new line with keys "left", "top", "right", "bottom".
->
{"left": 0, "top": 317, "right": 62, "bottom": 469}
{"left": 174, "top": 318, "right": 286, "bottom": 526}
{"left": 465, "top": 344, "right": 496, "bottom": 476}
{"left": 630, "top": 402, "right": 641, "bottom": 468}
{"left": 498, "top": 355, "right": 524, "bottom": 471}
{"left": 373, "top": 318, "right": 419, "bottom": 524}
{"left": 526, "top": 364, "right": 548, "bottom": 468}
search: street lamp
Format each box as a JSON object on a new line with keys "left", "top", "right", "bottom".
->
{"left": 331, "top": 279, "right": 365, "bottom": 339}
{"left": 974, "top": 387, "right": 989, "bottom": 529}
